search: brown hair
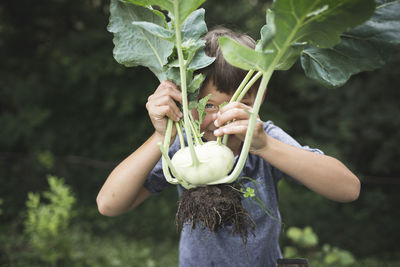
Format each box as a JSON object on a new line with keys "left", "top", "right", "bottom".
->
{"left": 200, "top": 26, "right": 258, "bottom": 95}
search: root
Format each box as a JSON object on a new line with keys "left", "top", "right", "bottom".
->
{"left": 176, "top": 183, "right": 256, "bottom": 243}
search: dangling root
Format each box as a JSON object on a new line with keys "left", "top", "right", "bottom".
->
{"left": 176, "top": 183, "right": 256, "bottom": 243}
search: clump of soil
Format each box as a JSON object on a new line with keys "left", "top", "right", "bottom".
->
{"left": 176, "top": 183, "right": 256, "bottom": 243}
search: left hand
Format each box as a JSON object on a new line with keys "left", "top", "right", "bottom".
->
{"left": 212, "top": 102, "right": 267, "bottom": 154}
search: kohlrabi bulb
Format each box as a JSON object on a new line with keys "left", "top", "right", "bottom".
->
{"left": 171, "top": 141, "right": 235, "bottom": 186}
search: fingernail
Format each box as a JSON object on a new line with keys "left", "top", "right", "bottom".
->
{"left": 214, "top": 120, "right": 219, "bottom": 127}
{"left": 214, "top": 129, "right": 222, "bottom": 135}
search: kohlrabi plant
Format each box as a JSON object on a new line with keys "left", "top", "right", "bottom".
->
{"left": 109, "top": 0, "right": 399, "bottom": 190}
{"left": 108, "top": 0, "right": 399, "bottom": 237}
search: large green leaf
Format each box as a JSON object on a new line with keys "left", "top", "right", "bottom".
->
{"left": 218, "top": 36, "right": 273, "bottom": 71}
{"left": 181, "top": 8, "right": 207, "bottom": 41}
{"left": 266, "top": 0, "right": 376, "bottom": 71}
{"left": 126, "top": 0, "right": 206, "bottom": 24}
{"left": 270, "top": 0, "right": 376, "bottom": 49}
{"left": 108, "top": 0, "right": 174, "bottom": 80}
{"left": 301, "top": 0, "right": 400, "bottom": 87}
{"left": 220, "top": 0, "right": 375, "bottom": 73}
{"left": 131, "top": 21, "right": 174, "bottom": 40}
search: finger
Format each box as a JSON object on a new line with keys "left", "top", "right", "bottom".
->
{"left": 214, "top": 107, "right": 253, "bottom": 127}
{"left": 213, "top": 120, "right": 249, "bottom": 136}
{"left": 154, "top": 81, "right": 182, "bottom": 104}
{"left": 219, "top": 101, "right": 250, "bottom": 114}
{"left": 150, "top": 105, "right": 181, "bottom": 122}
{"left": 149, "top": 95, "right": 182, "bottom": 118}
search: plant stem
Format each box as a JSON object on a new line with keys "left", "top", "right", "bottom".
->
{"left": 174, "top": 1, "right": 199, "bottom": 166}
{"left": 189, "top": 118, "right": 200, "bottom": 146}
{"left": 230, "top": 69, "right": 255, "bottom": 102}
{"left": 216, "top": 70, "right": 255, "bottom": 145}
{"left": 228, "top": 72, "right": 272, "bottom": 178}
{"left": 160, "top": 119, "right": 179, "bottom": 184}
{"left": 208, "top": 71, "right": 272, "bottom": 185}
{"left": 189, "top": 113, "right": 204, "bottom": 145}
{"left": 175, "top": 121, "right": 185, "bottom": 149}
{"left": 221, "top": 71, "right": 263, "bottom": 145}
{"left": 237, "top": 71, "right": 263, "bottom": 102}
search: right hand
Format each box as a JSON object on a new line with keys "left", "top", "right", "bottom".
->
{"left": 146, "top": 80, "right": 183, "bottom": 140}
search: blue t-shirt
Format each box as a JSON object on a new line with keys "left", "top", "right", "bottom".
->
{"left": 144, "top": 121, "right": 323, "bottom": 267}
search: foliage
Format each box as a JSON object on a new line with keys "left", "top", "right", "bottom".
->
{"left": 0, "top": 0, "right": 400, "bottom": 265}
{"left": 1, "top": 177, "right": 178, "bottom": 266}
{"left": 283, "top": 226, "right": 356, "bottom": 266}
{"left": 301, "top": 0, "right": 400, "bottom": 87}
{"left": 278, "top": 177, "right": 400, "bottom": 259}
{"left": 24, "top": 175, "right": 76, "bottom": 266}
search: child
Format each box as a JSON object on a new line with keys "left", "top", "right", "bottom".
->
{"left": 97, "top": 27, "right": 360, "bottom": 266}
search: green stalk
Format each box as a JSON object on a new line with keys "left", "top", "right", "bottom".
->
{"left": 229, "top": 69, "right": 255, "bottom": 102}
{"left": 211, "top": 17, "right": 308, "bottom": 185}
{"left": 216, "top": 70, "right": 255, "bottom": 145}
{"left": 208, "top": 71, "right": 272, "bottom": 185}
{"left": 221, "top": 71, "right": 263, "bottom": 145}
{"left": 160, "top": 118, "right": 180, "bottom": 184}
{"left": 160, "top": 119, "right": 194, "bottom": 189}
{"left": 237, "top": 71, "right": 263, "bottom": 102}
{"left": 174, "top": 1, "right": 199, "bottom": 166}
{"left": 175, "top": 121, "right": 185, "bottom": 149}
{"left": 189, "top": 113, "right": 204, "bottom": 145}
{"left": 189, "top": 119, "right": 201, "bottom": 146}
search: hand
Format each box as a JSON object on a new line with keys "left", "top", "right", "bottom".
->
{"left": 146, "top": 80, "right": 183, "bottom": 140}
{"left": 213, "top": 102, "right": 267, "bottom": 154}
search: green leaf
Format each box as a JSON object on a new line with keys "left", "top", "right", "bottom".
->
{"left": 274, "top": 42, "right": 306, "bottom": 70}
{"left": 218, "top": 36, "right": 273, "bottom": 71}
{"left": 287, "top": 227, "right": 303, "bottom": 242}
{"left": 221, "top": 0, "right": 375, "bottom": 73}
{"left": 188, "top": 47, "right": 215, "bottom": 70}
{"left": 188, "top": 73, "right": 205, "bottom": 93}
{"left": 265, "top": 0, "right": 375, "bottom": 70}
{"left": 108, "top": 0, "right": 174, "bottom": 80}
{"left": 196, "top": 93, "right": 211, "bottom": 125}
{"left": 255, "top": 9, "right": 276, "bottom": 52}
{"left": 126, "top": 0, "right": 206, "bottom": 24}
{"left": 131, "top": 21, "right": 174, "bottom": 40}
{"left": 301, "top": 0, "right": 400, "bottom": 87}
{"left": 270, "top": 0, "right": 376, "bottom": 49}
{"left": 165, "top": 67, "right": 182, "bottom": 87}
{"left": 181, "top": 8, "right": 208, "bottom": 41}
{"left": 181, "top": 39, "right": 205, "bottom": 65}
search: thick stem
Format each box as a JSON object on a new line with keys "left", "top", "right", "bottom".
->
{"left": 237, "top": 71, "right": 263, "bottom": 102}
{"left": 160, "top": 119, "right": 179, "bottom": 184}
{"left": 208, "top": 71, "right": 272, "bottom": 185}
{"left": 175, "top": 121, "right": 185, "bottom": 149}
{"left": 222, "top": 71, "right": 263, "bottom": 145}
{"left": 230, "top": 70, "right": 256, "bottom": 102}
{"left": 217, "top": 70, "right": 255, "bottom": 144}
{"left": 174, "top": 1, "right": 199, "bottom": 166}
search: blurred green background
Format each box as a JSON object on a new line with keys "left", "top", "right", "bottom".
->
{"left": 1, "top": 0, "right": 399, "bottom": 266}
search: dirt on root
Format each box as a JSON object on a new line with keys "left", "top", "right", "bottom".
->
{"left": 176, "top": 183, "right": 256, "bottom": 243}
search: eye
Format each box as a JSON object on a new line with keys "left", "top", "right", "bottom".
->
{"left": 241, "top": 101, "right": 251, "bottom": 106}
{"left": 205, "top": 103, "right": 216, "bottom": 109}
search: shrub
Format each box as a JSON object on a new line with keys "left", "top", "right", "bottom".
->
{"left": 24, "top": 175, "right": 75, "bottom": 266}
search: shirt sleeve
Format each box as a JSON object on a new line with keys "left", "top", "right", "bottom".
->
{"left": 143, "top": 136, "right": 180, "bottom": 194}
{"left": 263, "top": 120, "right": 324, "bottom": 183}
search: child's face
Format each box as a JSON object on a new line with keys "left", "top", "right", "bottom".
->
{"left": 192, "top": 81, "right": 256, "bottom": 142}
